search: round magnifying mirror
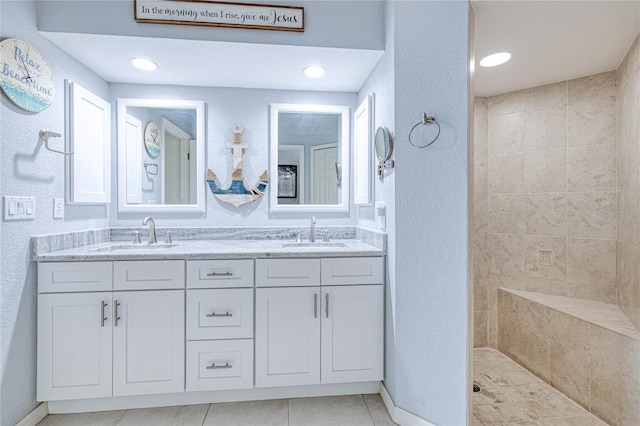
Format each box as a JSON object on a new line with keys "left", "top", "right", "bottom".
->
{"left": 375, "top": 127, "right": 393, "bottom": 161}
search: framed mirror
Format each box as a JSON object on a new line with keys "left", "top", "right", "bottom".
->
{"left": 117, "top": 98, "right": 206, "bottom": 213}
{"left": 269, "top": 103, "right": 350, "bottom": 213}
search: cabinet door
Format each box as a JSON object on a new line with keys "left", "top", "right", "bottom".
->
{"left": 255, "top": 287, "right": 320, "bottom": 387}
{"left": 113, "top": 290, "right": 184, "bottom": 396}
{"left": 321, "top": 285, "right": 384, "bottom": 383}
{"left": 37, "top": 292, "right": 112, "bottom": 401}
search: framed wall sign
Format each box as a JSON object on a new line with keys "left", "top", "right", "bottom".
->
{"left": 134, "top": 0, "right": 304, "bottom": 32}
{"left": 144, "top": 121, "right": 161, "bottom": 158}
{"left": 0, "top": 38, "right": 55, "bottom": 112}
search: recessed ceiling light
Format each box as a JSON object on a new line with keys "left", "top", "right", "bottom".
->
{"left": 130, "top": 57, "right": 158, "bottom": 71}
{"left": 303, "top": 66, "right": 325, "bottom": 78}
{"left": 479, "top": 52, "right": 511, "bottom": 68}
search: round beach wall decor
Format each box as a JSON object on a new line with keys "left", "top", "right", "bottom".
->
{"left": 144, "top": 121, "right": 161, "bottom": 158}
{"left": 0, "top": 38, "right": 55, "bottom": 112}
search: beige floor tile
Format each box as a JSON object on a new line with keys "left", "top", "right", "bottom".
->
{"left": 480, "top": 386, "right": 526, "bottom": 404}
{"left": 203, "top": 399, "right": 288, "bottom": 426}
{"left": 118, "top": 405, "right": 209, "bottom": 426}
{"left": 288, "top": 395, "right": 374, "bottom": 426}
{"left": 473, "top": 349, "right": 605, "bottom": 426}
{"left": 362, "top": 394, "right": 397, "bottom": 426}
{"left": 473, "top": 404, "right": 505, "bottom": 424}
{"left": 37, "top": 410, "right": 126, "bottom": 426}
{"left": 490, "top": 400, "right": 554, "bottom": 422}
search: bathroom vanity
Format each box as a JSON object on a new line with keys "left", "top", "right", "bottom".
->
{"left": 34, "top": 237, "right": 384, "bottom": 412}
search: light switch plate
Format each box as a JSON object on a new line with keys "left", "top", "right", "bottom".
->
{"left": 3, "top": 196, "right": 36, "bottom": 221}
{"left": 53, "top": 198, "right": 64, "bottom": 219}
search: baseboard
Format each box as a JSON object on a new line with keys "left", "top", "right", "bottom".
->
{"left": 16, "top": 402, "right": 48, "bottom": 426}
{"left": 48, "top": 381, "right": 380, "bottom": 414}
{"left": 378, "top": 383, "right": 435, "bottom": 426}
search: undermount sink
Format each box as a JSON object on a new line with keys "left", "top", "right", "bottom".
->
{"left": 281, "top": 242, "right": 347, "bottom": 248}
{"left": 89, "top": 243, "right": 178, "bottom": 252}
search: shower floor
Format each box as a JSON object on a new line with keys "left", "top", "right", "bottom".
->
{"left": 473, "top": 348, "right": 607, "bottom": 425}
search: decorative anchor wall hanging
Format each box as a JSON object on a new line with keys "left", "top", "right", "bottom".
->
{"left": 207, "top": 123, "right": 269, "bottom": 207}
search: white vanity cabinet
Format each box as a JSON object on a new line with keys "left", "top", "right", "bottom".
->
{"left": 185, "top": 259, "right": 255, "bottom": 392}
{"left": 37, "top": 254, "right": 384, "bottom": 408}
{"left": 112, "top": 290, "right": 185, "bottom": 396}
{"left": 255, "top": 257, "right": 384, "bottom": 388}
{"left": 37, "top": 261, "right": 185, "bottom": 402}
{"left": 37, "top": 292, "right": 113, "bottom": 401}
{"left": 255, "top": 286, "right": 322, "bottom": 387}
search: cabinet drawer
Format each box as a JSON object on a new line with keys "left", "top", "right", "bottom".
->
{"left": 38, "top": 262, "right": 112, "bottom": 293}
{"left": 114, "top": 260, "right": 185, "bottom": 290}
{"left": 256, "top": 259, "right": 320, "bottom": 287}
{"left": 186, "top": 288, "right": 253, "bottom": 340}
{"left": 321, "top": 257, "right": 384, "bottom": 285}
{"left": 186, "top": 340, "right": 253, "bottom": 391}
{"left": 187, "top": 260, "right": 254, "bottom": 288}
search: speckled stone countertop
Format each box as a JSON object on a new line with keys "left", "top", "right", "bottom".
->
{"left": 35, "top": 239, "right": 383, "bottom": 261}
{"left": 32, "top": 227, "right": 385, "bottom": 261}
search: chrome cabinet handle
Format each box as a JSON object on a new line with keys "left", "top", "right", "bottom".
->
{"left": 101, "top": 300, "right": 108, "bottom": 327}
{"left": 314, "top": 293, "right": 318, "bottom": 318}
{"left": 114, "top": 300, "right": 121, "bottom": 326}
{"left": 206, "top": 362, "right": 232, "bottom": 369}
{"left": 325, "top": 293, "right": 329, "bottom": 318}
{"left": 207, "top": 272, "right": 233, "bottom": 277}
{"left": 206, "top": 312, "right": 232, "bottom": 317}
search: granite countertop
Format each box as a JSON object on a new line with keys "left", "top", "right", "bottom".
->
{"left": 35, "top": 238, "right": 384, "bottom": 261}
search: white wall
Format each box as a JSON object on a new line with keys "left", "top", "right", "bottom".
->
{"left": 0, "top": 2, "right": 111, "bottom": 425}
{"left": 359, "top": 1, "right": 471, "bottom": 424}
{"left": 109, "top": 84, "right": 357, "bottom": 226}
{"left": 392, "top": 2, "right": 470, "bottom": 423}
{"left": 38, "top": 0, "right": 384, "bottom": 51}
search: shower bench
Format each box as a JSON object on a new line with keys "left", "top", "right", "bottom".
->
{"left": 497, "top": 288, "right": 639, "bottom": 426}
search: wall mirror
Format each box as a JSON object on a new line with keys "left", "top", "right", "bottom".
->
{"left": 270, "top": 103, "right": 350, "bottom": 213}
{"left": 117, "top": 98, "right": 206, "bottom": 213}
{"left": 375, "top": 126, "right": 394, "bottom": 181}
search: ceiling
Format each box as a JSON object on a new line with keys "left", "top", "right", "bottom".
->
{"left": 43, "top": 1, "right": 640, "bottom": 96}
{"left": 472, "top": 0, "right": 640, "bottom": 97}
{"left": 42, "top": 32, "right": 384, "bottom": 93}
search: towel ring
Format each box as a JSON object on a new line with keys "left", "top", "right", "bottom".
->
{"left": 409, "top": 113, "right": 441, "bottom": 148}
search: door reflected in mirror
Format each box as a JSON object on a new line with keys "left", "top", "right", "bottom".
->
{"left": 117, "top": 98, "right": 205, "bottom": 213}
{"left": 270, "top": 104, "right": 350, "bottom": 213}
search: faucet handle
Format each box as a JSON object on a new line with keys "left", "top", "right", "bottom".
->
{"left": 133, "top": 231, "right": 141, "bottom": 244}
{"left": 323, "top": 230, "right": 330, "bottom": 242}
{"left": 165, "top": 231, "right": 173, "bottom": 244}
{"left": 295, "top": 230, "right": 303, "bottom": 243}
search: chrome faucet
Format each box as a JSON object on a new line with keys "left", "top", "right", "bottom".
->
{"left": 142, "top": 217, "right": 157, "bottom": 244}
{"left": 309, "top": 216, "right": 316, "bottom": 242}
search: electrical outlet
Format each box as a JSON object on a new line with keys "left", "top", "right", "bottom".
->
{"left": 53, "top": 198, "right": 64, "bottom": 219}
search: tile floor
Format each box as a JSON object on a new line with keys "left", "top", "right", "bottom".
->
{"left": 473, "top": 348, "right": 608, "bottom": 425}
{"left": 37, "top": 394, "right": 396, "bottom": 426}
{"left": 36, "top": 348, "right": 611, "bottom": 426}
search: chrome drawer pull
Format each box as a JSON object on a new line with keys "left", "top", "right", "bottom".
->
{"left": 101, "top": 301, "right": 108, "bottom": 327}
{"left": 206, "top": 362, "right": 232, "bottom": 369}
{"left": 114, "top": 300, "right": 121, "bottom": 326}
{"left": 314, "top": 293, "right": 318, "bottom": 318}
{"left": 207, "top": 272, "right": 233, "bottom": 277}
{"left": 325, "top": 293, "right": 329, "bottom": 318}
{"left": 206, "top": 312, "right": 232, "bottom": 317}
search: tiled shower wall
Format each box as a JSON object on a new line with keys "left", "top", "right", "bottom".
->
{"left": 474, "top": 72, "right": 620, "bottom": 347}
{"left": 617, "top": 34, "right": 640, "bottom": 332}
